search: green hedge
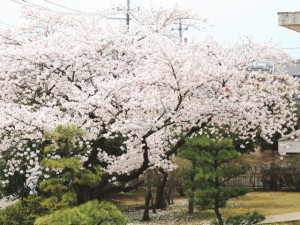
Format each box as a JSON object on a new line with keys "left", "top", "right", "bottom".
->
{"left": 34, "top": 200, "right": 128, "bottom": 225}
{"left": 0, "top": 195, "right": 46, "bottom": 225}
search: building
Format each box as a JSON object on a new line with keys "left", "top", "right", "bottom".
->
{"left": 285, "top": 60, "right": 300, "bottom": 78}
{"left": 278, "top": 12, "right": 300, "bottom": 77}
{"left": 278, "top": 130, "right": 300, "bottom": 155}
{"left": 278, "top": 11, "right": 300, "bottom": 33}
{"left": 277, "top": 12, "right": 300, "bottom": 154}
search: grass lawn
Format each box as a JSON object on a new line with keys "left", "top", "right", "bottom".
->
{"left": 225, "top": 192, "right": 300, "bottom": 216}
{"left": 113, "top": 191, "right": 300, "bottom": 224}
{"left": 110, "top": 189, "right": 145, "bottom": 208}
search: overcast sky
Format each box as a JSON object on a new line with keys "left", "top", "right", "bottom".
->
{"left": 0, "top": 0, "right": 300, "bottom": 58}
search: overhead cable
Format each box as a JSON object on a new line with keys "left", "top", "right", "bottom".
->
{"left": 42, "top": 0, "right": 102, "bottom": 15}
{"left": 10, "top": 0, "right": 107, "bottom": 16}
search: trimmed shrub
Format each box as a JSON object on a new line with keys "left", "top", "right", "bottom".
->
{"left": 0, "top": 195, "right": 46, "bottom": 225}
{"left": 225, "top": 212, "right": 265, "bottom": 225}
{"left": 34, "top": 200, "right": 128, "bottom": 225}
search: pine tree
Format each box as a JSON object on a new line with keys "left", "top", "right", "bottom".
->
{"left": 180, "top": 136, "right": 251, "bottom": 225}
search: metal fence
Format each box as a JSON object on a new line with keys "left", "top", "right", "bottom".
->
{"left": 226, "top": 172, "right": 300, "bottom": 190}
{"left": 226, "top": 173, "right": 264, "bottom": 188}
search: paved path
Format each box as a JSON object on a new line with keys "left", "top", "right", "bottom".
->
{"left": 260, "top": 212, "right": 300, "bottom": 224}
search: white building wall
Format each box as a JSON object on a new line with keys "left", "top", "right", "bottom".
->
{"left": 278, "top": 141, "right": 300, "bottom": 154}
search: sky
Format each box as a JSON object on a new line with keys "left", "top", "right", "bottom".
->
{"left": 0, "top": 0, "right": 300, "bottom": 58}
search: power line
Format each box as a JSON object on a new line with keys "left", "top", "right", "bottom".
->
{"left": 150, "top": 0, "right": 157, "bottom": 9}
{"left": 9, "top": 0, "right": 106, "bottom": 16}
{"left": 0, "top": 21, "right": 17, "bottom": 28}
{"left": 10, "top": 0, "right": 28, "bottom": 6}
{"left": 41, "top": 0, "right": 101, "bottom": 15}
{"left": 134, "top": 0, "right": 146, "bottom": 12}
{"left": 130, "top": 1, "right": 142, "bottom": 12}
{"left": 284, "top": 47, "right": 300, "bottom": 50}
{"left": 21, "top": 0, "right": 47, "bottom": 9}
{"left": 10, "top": 0, "right": 63, "bottom": 11}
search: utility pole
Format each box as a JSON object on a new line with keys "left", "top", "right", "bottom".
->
{"left": 126, "top": 0, "right": 130, "bottom": 27}
{"left": 179, "top": 20, "right": 183, "bottom": 42}
{"left": 173, "top": 19, "right": 188, "bottom": 43}
{"left": 107, "top": 0, "right": 131, "bottom": 29}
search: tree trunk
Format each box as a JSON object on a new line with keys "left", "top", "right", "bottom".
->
{"left": 252, "top": 172, "right": 256, "bottom": 191}
{"left": 214, "top": 195, "right": 223, "bottom": 225}
{"left": 188, "top": 200, "right": 194, "bottom": 214}
{"left": 77, "top": 185, "right": 91, "bottom": 204}
{"left": 143, "top": 172, "right": 153, "bottom": 221}
{"left": 142, "top": 190, "right": 152, "bottom": 221}
{"left": 155, "top": 169, "right": 168, "bottom": 209}
{"left": 214, "top": 207, "right": 224, "bottom": 225}
{"left": 269, "top": 161, "right": 278, "bottom": 191}
{"left": 214, "top": 166, "right": 223, "bottom": 225}
{"left": 165, "top": 187, "right": 171, "bottom": 205}
{"left": 269, "top": 166, "right": 278, "bottom": 190}
{"left": 171, "top": 191, "right": 174, "bottom": 204}
{"left": 176, "top": 187, "right": 185, "bottom": 197}
{"left": 270, "top": 172, "right": 278, "bottom": 190}
{"left": 188, "top": 161, "right": 196, "bottom": 214}
{"left": 151, "top": 195, "right": 156, "bottom": 214}
{"left": 165, "top": 186, "right": 174, "bottom": 205}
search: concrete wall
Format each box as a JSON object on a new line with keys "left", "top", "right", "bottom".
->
{"left": 278, "top": 141, "right": 300, "bottom": 154}
{"left": 278, "top": 12, "right": 300, "bottom": 32}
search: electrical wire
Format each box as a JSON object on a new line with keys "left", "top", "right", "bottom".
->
{"left": 0, "top": 21, "right": 17, "bottom": 28}
{"left": 134, "top": 0, "right": 147, "bottom": 12}
{"left": 9, "top": 0, "right": 107, "bottom": 16}
{"left": 42, "top": 0, "right": 102, "bottom": 15}
{"left": 150, "top": 0, "right": 157, "bottom": 9}
{"left": 21, "top": 0, "right": 47, "bottom": 9}
{"left": 284, "top": 47, "right": 300, "bottom": 49}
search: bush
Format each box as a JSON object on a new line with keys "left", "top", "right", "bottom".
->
{"left": 0, "top": 198, "right": 128, "bottom": 225}
{"left": 34, "top": 200, "right": 128, "bottom": 225}
{"left": 0, "top": 195, "right": 47, "bottom": 225}
{"left": 225, "top": 212, "right": 265, "bottom": 225}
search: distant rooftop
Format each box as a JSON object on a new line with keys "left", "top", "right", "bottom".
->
{"left": 285, "top": 60, "right": 300, "bottom": 77}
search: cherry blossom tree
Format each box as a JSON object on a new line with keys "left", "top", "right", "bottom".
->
{"left": 0, "top": 6, "right": 298, "bottom": 200}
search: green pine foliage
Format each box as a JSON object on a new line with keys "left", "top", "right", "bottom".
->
{"left": 179, "top": 136, "right": 251, "bottom": 225}
{"left": 0, "top": 195, "right": 47, "bottom": 225}
{"left": 38, "top": 125, "right": 103, "bottom": 212}
{"left": 34, "top": 200, "right": 128, "bottom": 225}
{"left": 42, "top": 125, "right": 85, "bottom": 155}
